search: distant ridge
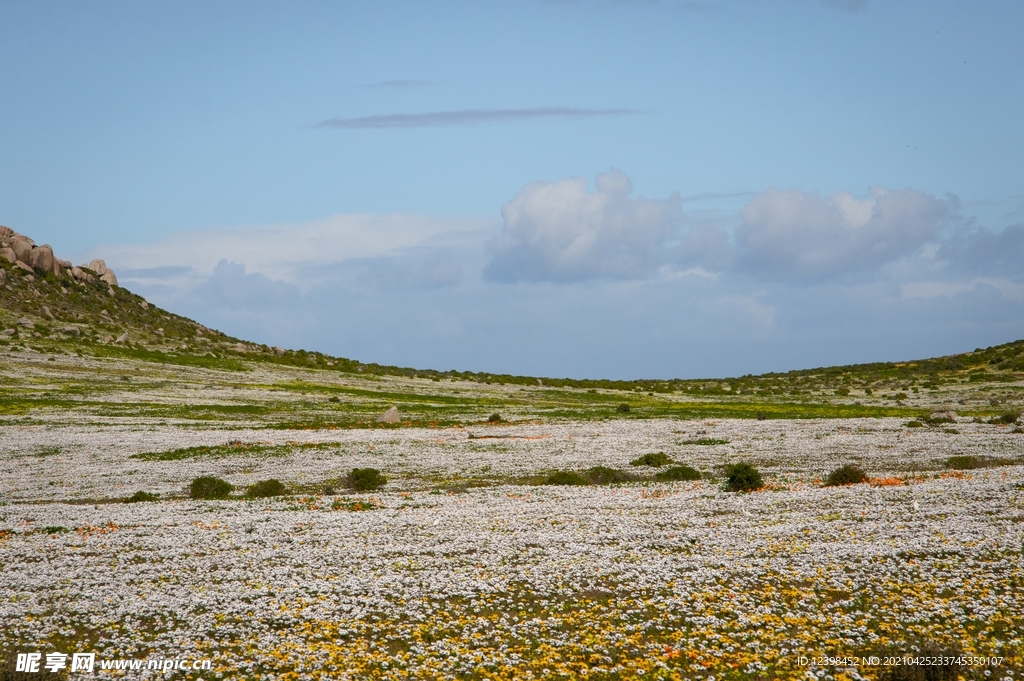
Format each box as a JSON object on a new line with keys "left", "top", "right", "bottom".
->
{"left": 1, "top": 224, "right": 1022, "bottom": 393}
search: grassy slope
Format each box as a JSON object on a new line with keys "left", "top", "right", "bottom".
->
{"left": 1, "top": 257, "right": 1022, "bottom": 427}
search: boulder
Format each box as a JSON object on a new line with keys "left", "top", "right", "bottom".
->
{"left": 42, "top": 306, "right": 54, "bottom": 320}
{"left": 273, "top": 347, "right": 286, "bottom": 356}
{"left": 115, "top": 332, "right": 128, "bottom": 344}
{"left": 28, "top": 245, "right": 56, "bottom": 274}
{"left": 88, "top": 259, "right": 109, "bottom": 276}
{"left": 0, "top": 247, "right": 14, "bottom": 263}
{"left": 61, "top": 326, "right": 81, "bottom": 337}
{"left": 100, "top": 270, "right": 118, "bottom": 286}
{"left": 2, "top": 328, "right": 14, "bottom": 337}
{"left": 17, "top": 318, "right": 34, "bottom": 329}
{"left": 0, "top": 226, "right": 13, "bottom": 240}
{"left": 15, "top": 261, "right": 33, "bottom": 274}
{"left": 376, "top": 407, "right": 401, "bottom": 423}
{"left": 70, "top": 267, "right": 95, "bottom": 284}
{"left": 929, "top": 410, "right": 958, "bottom": 422}
{"left": 9, "top": 237, "right": 33, "bottom": 264}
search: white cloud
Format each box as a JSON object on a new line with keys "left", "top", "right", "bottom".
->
{"left": 734, "top": 186, "right": 950, "bottom": 281}
{"left": 75, "top": 213, "right": 492, "bottom": 292}
{"left": 485, "top": 168, "right": 687, "bottom": 282}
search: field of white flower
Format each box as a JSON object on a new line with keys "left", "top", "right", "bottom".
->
{"left": 2, "top": 416, "right": 1023, "bottom": 680}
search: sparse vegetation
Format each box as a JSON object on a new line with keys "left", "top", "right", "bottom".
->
{"left": 724, "top": 462, "right": 763, "bottom": 492}
{"left": 189, "top": 476, "right": 233, "bottom": 500}
{"left": 246, "top": 479, "right": 287, "bottom": 498}
{"left": 655, "top": 465, "right": 702, "bottom": 482}
{"left": 825, "top": 464, "right": 868, "bottom": 487}
{"left": 583, "top": 466, "right": 635, "bottom": 485}
{"left": 630, "top": 452, "right": 672, "bottom": 467}
{"left": 542, "top": 471, "right": 588, "bottom": 486}
{"left": 349, "top": 467, "right": 387, "bottom": 491}
{"left": 124, "top": 490, "right": 159, "bottom": 503}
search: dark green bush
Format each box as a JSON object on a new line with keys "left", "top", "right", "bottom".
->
{"left": 724, "top": 462, "right": 763, "bottom": 492}
{"left": 630, "top": 452, "right": 672, "bottom": 467}
{"left": 125, "top": 490, "right": 159, "bottom": 503}
{"left": 656, "top": 465, "right": 702, "bottom": 482}
{"left": 349, "top": 467, "right": 387, "bottom": 491}
{"left": 991, "top": 410, "right": 1021, "bottom": 424}
{"left": 584, "top": 466, "right": 635, "bottom": 485}
{"left": 488, "top": 412, "right": 503, "bottom": 422}
{"left": 946, "top": 455, "right": 981, "bottom": 470}
{"left": 543, "top": 471, "right": 589, "bottom": 486}
{"left": 616, "top": 403, "right": 630, "bottom": 413}
{"left": 905, "top": 420, "right": 924, "bottom": 428}
{"left": 190, "top": 476, "right": 233, "bottom": 500}
{"left": 246, "top": 479, "right": 287, "bottom": 498}
{"left": 825, "top": 464, "right": 867, "bottom": 487}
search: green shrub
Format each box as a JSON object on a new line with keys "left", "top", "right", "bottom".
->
{"left": 543, "top": 471, "right": 589, "bottom": 486}
{"left": 616, "top": 403, "right": 630, "bottom": 413}
{"left": 630, "top": 452, "right": 672, "bottom": 467}
{"left": 584, "top": 466, "right": 635, "bottom": 485}
{"left": 924, "top": 415, "right": 953, "bottom": 425}
{"left": 125, "top": 491, "right": 159, "bottom": 503}
{"left": 682, "top": 438, "right": 729, "bottom": 446}
{"left": 246, "top": 479, "right": 287, "bottom": 498}
{"left": 190, "top": 476, "right": 233, "bottom": 500}
{"left": 905, "top": 420, "right": 924, "bottom": 428}
{"left": 946, "top": 455, "right": 981, "bottom": 470}
{"left": 488, "top": 412, "right": 503, "bottom": 422}
{"left": 991, "top": 410, "right": 1021, "bottom": 424}
{"left": 656, "top": 465, "right": 702, "bottom": 482}
{"left": 724, "top": 462, "right": 763, "bottom": 492}
{"left": 825, "top": 464, "right": 867, "bottom": 487}
{"left": 349, "top": 467, "right": 387, "bottom": 491}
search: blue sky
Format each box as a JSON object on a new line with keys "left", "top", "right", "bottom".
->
{"left": 2, "top": 0, "right": 1023, "bottom": 378}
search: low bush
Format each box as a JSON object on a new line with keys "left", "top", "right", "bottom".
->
{"left": 656, "top": 465, "right": 702, "bottom": 482}
{"left": 488, "top": 412, "right": 503, "bottom": 422}
{"left": 543, "top": 471, "right": 588, "bottom": 486}
{"left": 825, "top": 464, "right": 867, "bottom": 487}
{"left": 584, "top": 466, "right": 635, "bottom": 485}
{"left": 946, "top": 455, "right": 981, "bottom": 470}
{"left": 349, "top": 467, "right": 387, "bottom": 491}
{"left": 905, "top": 420, "right": 924, "bottom": 428}
{"left": 190, "top": 476, "right": 233, "bottom": 500}
{"left": 616, "top": 403, "right": 630, "bottom": 413}
{"left": 630, "top": 452, "right": 672, "bottom": 467}
{"left": 246, "top": 479, "right": 287, "bottom": 498}
{"left": 124, "top": 491, "right": 159, "bottom": 503}
{"left": 724, "top": 462, "right": 763, "bottom": 492}
{"left": 991, "top": 410, "right": 1021, "bottom": 424}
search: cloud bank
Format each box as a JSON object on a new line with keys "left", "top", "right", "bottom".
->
{"left": 89, "top": 171, "right": 1023, "bottom": 378}
{"left": 317, "top": 107, "right": 639, "bottom": 129}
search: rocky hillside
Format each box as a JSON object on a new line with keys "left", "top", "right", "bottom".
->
{"left": 2, "top": 224, "right": 1023, "bottom": 404}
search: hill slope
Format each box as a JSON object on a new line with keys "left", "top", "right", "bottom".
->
{"left": 2, "top": 225, "right": 1022, "bottom": 425}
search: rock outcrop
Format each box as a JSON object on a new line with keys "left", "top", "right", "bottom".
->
{"left": 376, "top": 407, "right": 401, "bottom": 423}
{"left": 0, "top": 225, "right": 116, "bottom": 284}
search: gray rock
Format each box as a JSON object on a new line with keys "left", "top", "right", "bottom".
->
{"left": 61, "top": 326, "right": 81, "bottom": 336}
{"left": 42, "top": 306, "right": 54, "bottom": 319}
{"left": 0, "top": 247, "right": 14, "bottom": 264}
{"left": 273, "top": 347, "right": 286, "bottom": 356}
{"left": 88, "top": 259, "right": 109, "bottom": 276}
{"left": 376, "top": 407, "right": 401, "bottom": 423}
{"left": 929, "top": 410, "right": 958, "bottom": 422}
{"left": 115, "top": 333, "right": 129, "bottom": 344}
{"left": 70, "top": 267, "right": 95, "bottom": 284}
{"left": 2, "top": 329, "right": 14, "bottom": 337}
{"left": 0, "top": 225, "right": 13, "bottom": 240}
{"left": 100, "top": 270, "right": 118, "bottom": 287}
{"left": 155, "top": 328, "right": 164, "bottom": 336}
{"left": 15, "top": 261, "right": 33, "bottom": 274}
{"left": 17, "top": 318, "right": 34, "bottom": 329}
